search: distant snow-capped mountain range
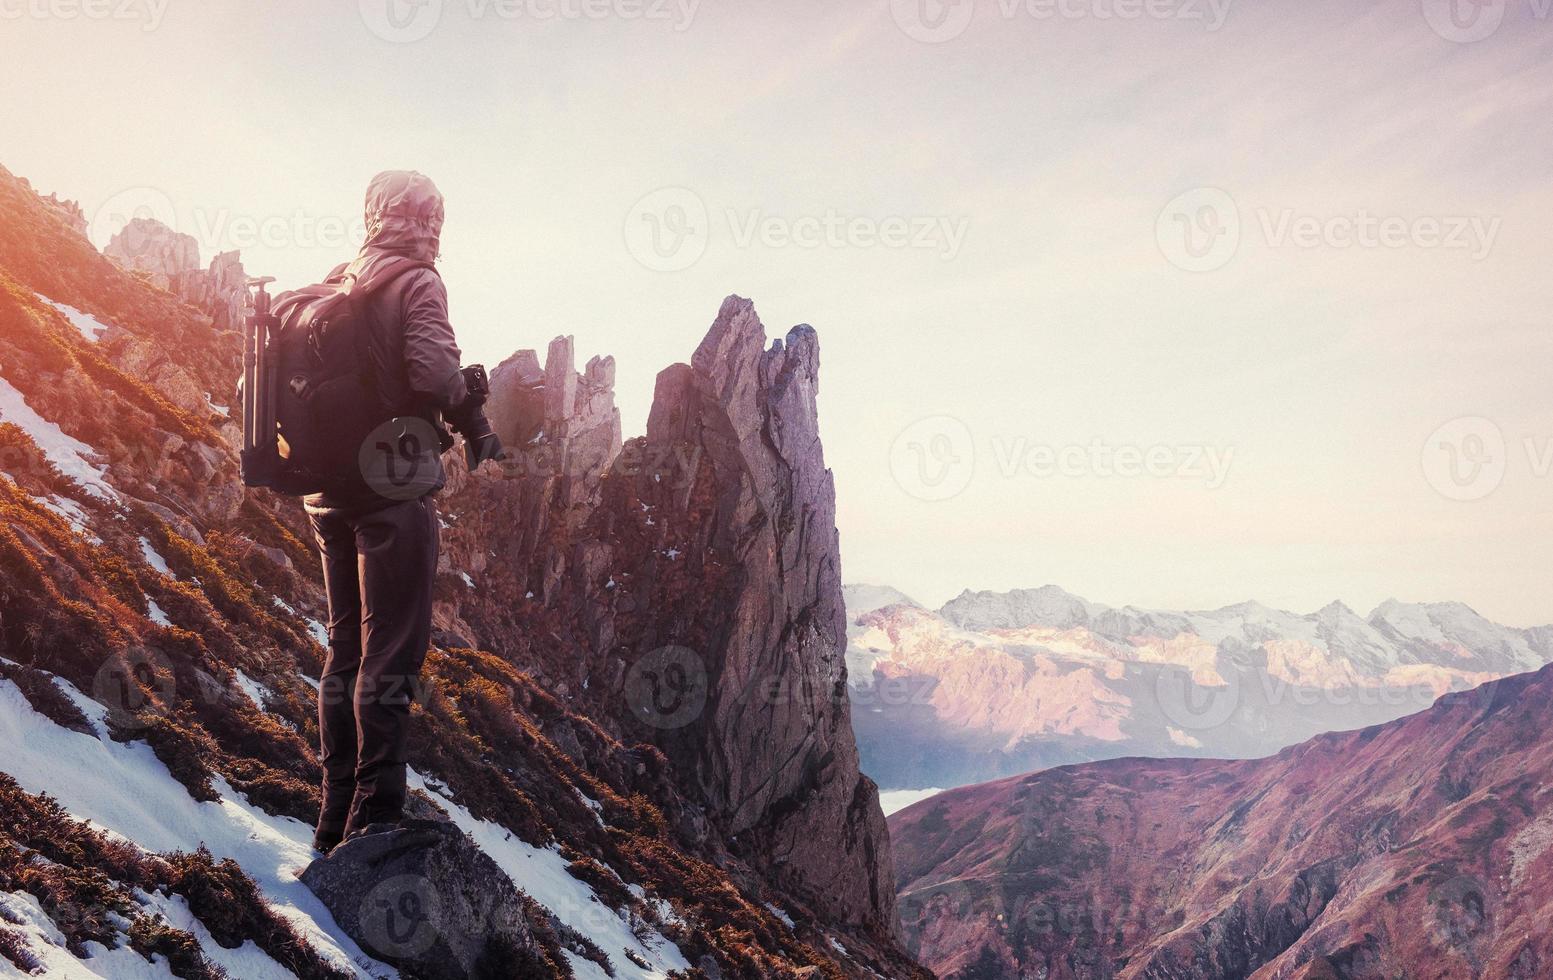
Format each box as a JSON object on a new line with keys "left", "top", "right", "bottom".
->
{"left": 845, "top": 584, "right": 1553, "bottom": 793}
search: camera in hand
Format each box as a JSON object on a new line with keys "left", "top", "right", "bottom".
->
{"left": 447, "top": 364, "right": 505, "bottom": 469}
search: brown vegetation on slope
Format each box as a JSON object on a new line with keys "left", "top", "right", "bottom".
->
{"left": 0, "top": 165, "right": 925, "bottom": 978}
{"left": 892, "top": 665, "right": 1553, "bottom": 980}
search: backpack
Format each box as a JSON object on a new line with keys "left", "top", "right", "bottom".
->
{"left": 241, "top": 257, "right": 434, "bottom": 496}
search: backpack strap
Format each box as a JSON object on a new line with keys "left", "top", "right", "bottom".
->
{"left": 340, "top": 257, "right": 439, "bottom": 414}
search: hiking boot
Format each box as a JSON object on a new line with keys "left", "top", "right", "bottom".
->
{"left": 313, "top": 829, "right": 343, "bottom": 855}
{"left": 343, "top": 819, "right": 404, "bottom": 843}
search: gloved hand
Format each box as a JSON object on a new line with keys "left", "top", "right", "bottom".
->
{"left": 445, "top": 365, "right": 505, "bottom": 469}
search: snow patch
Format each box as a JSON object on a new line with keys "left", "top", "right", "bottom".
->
{"left": 0, "top": 675, "right": 395, "bottom": 979}
{"left": 306, "top": 618, "right": 329, "bottom": 647}
{"left": 43, "top": 298, "right": 112, "bottom": 343}
{"left": 0, "top": 373, "right": 117, "bottom": 500}
{"left": 38, "top": 493, "right": 101, "bottom": 543}
{"left": 575, "top": 790, "right": 605, "bottom": 827}
{"left": 408, "top": 771, "right": 690, "bottom": 980}
{"left": 879, "top": 788, "right": 945, "bottom": 816}
{"left": 138, "top": 537, "right": 174, "bottom": 577}
{"left": 1510, "top": 807, "right": 1553, "bottom": 889}
{"left": 843, "top": 584, "right": 921, "bottom": 621}
{"left": 136, "top": 890, "right": 294, "bottom": 980}
{"left": 234, "top": 671, "right": 272, "bottom": 712}
{"left": 0, "top": 890, "right": 178, "bottom": 979}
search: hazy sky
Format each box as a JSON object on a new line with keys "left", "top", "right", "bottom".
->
{"left": 3, "top": 0, "right": 1550, "bottom": 625}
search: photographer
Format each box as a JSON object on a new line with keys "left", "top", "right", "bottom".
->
{"left": 303, "top": 170, "right": 501, "bottom": 853}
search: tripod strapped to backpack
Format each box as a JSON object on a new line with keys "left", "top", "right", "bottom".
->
{"left": 240, "top": 276, "right": 282, "bottom": 489}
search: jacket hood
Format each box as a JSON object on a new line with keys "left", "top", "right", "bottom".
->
{"left": 354, "top": 170, "right": 444, "bottom": 267}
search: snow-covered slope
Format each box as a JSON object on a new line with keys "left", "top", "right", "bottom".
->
{"left": 850, "top": 584, "right": 1552, "bottom": 792}
{"left": 0, "top": 166, "right": 925, "bottom": 979}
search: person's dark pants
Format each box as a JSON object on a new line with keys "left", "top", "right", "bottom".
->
{"left": 307, "top": 495, "right": 439, "bottom": 841}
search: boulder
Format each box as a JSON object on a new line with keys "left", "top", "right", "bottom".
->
{"left": 299, "top": 820, "right": 555, "bottom": 980}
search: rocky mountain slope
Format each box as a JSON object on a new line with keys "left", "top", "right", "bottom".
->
{"left": 846, "top": 584, "right": 1551, "bottom": 793}
{"left": 0, "top": 164, "right": 924, "bottom": 979}
{"left": 891, "top": 661, "right": 1553, "bottom": 979}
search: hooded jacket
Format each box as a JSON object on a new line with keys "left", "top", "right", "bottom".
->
{"left": 304, "top": 170, "right": 468, "bottom": 514}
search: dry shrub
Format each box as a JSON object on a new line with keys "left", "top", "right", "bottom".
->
{"left": 128, "top": 915, "right": 231, "bottom": 980}
{"left": 0, "top": 659, "right": 92, "bottom": 734}
{"left": 0, "top": 924, "right": 43, "bottom": 972}
{"left": 136, "top": 713, "right": 220, "bottom": 802}
{"left": 166, "top": 848, "right": 351, "bottom": 980}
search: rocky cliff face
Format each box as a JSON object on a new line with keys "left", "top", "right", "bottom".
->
{"left": 104, "top": 216, "right": 248, "bottom": 331}
{"left": 891, "top": 662, "right": 1553, "bottom": 979}
{"left": 436, "top": 295, "right": 899, "bottom": 938}
{"left": 0, "top": 163, "right": 922, "bottom": 979}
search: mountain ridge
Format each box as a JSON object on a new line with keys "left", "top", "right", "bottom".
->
{"left": 847, "top": 582, "right": 1551, "bottom": 794}
{"left": 936, "top": 584, "right": 1547, "bottom": 637}
{"left": 890, "top": 659, "right": 1553, "bottom": 978}
{"left": 0, "top": 163, "right": 925, "bottom": 979}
